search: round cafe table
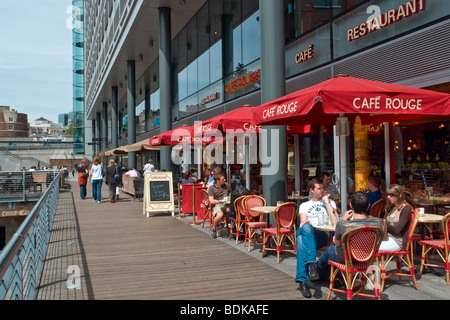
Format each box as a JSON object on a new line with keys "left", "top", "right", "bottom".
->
{"left": 313, "top": 224, "right": 335, "bottom": 232}
{"left": 250, "top": 206, "right": 278, "bottom": 214}
{"left": 417, "top": 213, "right": 443, "bottom": 240}
{"left": 418, "top": 213, "right": 443, "bottom": 224}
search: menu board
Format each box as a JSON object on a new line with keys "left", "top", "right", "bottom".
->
{"left": 143, "top": 171, "right": 174, "bottom": 217}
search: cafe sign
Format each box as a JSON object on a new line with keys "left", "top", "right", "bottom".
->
{"left": 225, "top": 69, "right": 261, "bottom": 94}
{"left": 295, "top": 44, "right": 314, "bottom": 64}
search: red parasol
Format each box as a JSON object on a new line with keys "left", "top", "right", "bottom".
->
{"left": 250, "top": 75, "right": 450, "bottom": 212}
{"left": 196, "top": 105, "right": 311, "bottom": 136}
{"left": 149, "top": 125, "right": 217, "bottom": 147}
{"left": 251, "top": 75, "right": 450, "bottom": 126}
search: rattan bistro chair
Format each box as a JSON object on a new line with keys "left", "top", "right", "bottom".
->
{"left": 200, "top": 189, "right": 213, "bottom": 230}
{"left": 376, "top": 209, "right": 419, "bottom": 292}
{"left": 419, "top": 212, "right": 450, "bottom": 285}
{"left": 370, "top": 198, "right": 386, "bottom": 218}
{"left": 260, "top": 202, "right": 298, "bottom": 264}
{"left": 229, "top": 195, "right": 248, "bottom": 244}
{"left": 327, "top": 226, "right": 384, "bottom": 300}
{"left": 243, "top": 195, "right": 267, "bottom": 252}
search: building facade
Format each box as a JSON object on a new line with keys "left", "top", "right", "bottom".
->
{"left": 82, "top": 0, "right": 450, "bottom": 199}
{"left": 72, "top": 0, "right": 86, "bottom": 155}
{"left": 0, "top": 106, "right": 29, "bottom": 138}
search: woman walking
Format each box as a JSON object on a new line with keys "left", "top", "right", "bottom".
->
{"left": 89, "top": 157, "right": 104, "bottom": 203}
{"left": 77, "top": 158, "right": 89, "bottom": 199}
{"left": 106, "top": 159, "right": 121, "bottom": 203}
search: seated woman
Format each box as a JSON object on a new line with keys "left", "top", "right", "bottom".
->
{"left": 181, "top": 171, "right": 196, "bottom": 185}
{"left": 378, "top": 184, "right": 412, "bottom": 251}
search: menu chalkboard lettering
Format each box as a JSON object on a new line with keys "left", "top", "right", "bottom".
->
{"left": 149, "top": 180, "right": 170, "bottom": 202}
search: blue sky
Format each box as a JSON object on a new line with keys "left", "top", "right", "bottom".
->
{"left": 0, "top": 0, "right": 73, "bottom": 123}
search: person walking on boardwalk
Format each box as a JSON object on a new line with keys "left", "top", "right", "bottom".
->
{"left": 76, "top": 158, "right": 89, "bottom": 199}
{"left": 106, "top": 159, "right": 122, "bottom": 203}
{"left": 89, "top": 157, "right": 104, "bottom": 203}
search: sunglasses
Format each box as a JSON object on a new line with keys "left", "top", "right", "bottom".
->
{"left": 387, "top": 193, "right": 397, "bottom": 197}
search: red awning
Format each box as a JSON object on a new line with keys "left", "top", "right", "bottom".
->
{"left": 195, "top": 105, "right": 311, "bottom": 136}
{"left": 149, "top": 125, "right": 217, "bottom": 146}
{"left": 252, "top": 75, "right": 450, "bottom": 126}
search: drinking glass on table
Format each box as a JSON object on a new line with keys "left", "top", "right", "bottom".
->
{"left": 317, "top": 214, "right": 324, "bottom": 226}
{"left": 323, "top": 214, "right": 331, "bottom": 227}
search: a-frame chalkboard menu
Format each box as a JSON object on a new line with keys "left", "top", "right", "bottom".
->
{"left": 143, "top": 171, "right": 175, "bottom": 217}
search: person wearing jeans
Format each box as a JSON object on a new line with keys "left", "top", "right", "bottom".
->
{"left": 76, "top": 158, "right": 89, "bottom": 199}
{"left": 295, "top": 178, "right": 338, "bottom": 298}
{"left": 89, "top": 156, "right": 104, "bottom": 203}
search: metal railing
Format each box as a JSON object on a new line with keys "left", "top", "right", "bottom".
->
{"left": 0, "top": 170, "right": 59, "bottom": 203}
{"left": 0, "top": 172, "right": 61, "bottom": 300}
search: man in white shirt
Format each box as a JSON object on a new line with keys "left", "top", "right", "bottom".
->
{"left": 296, "top": 178, "right": 338, "bottom": 298}
{"left": 143, "top": 159, "right": 155, "bottom": 173}
{"left": 124, "top": 167, "right": 141, "bottom": 178}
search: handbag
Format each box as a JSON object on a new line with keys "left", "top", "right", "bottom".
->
{"left": 81, "top": 172, "right": 89, "bottom": 178}
{"left": 114, "top": 165, "right": 120, "bottom": 181}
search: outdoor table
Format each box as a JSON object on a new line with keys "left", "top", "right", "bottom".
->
{"left": 218, "top": 199, "right": 230, "bottom": 205}
{"left": 250, "top": 206, "right": 278, "bottom": 215}
{"left": 417, "top": 213, "right": 443, "bottom": 240}
{"left": 313, "top": 224, "right": 336, "bottom": 232}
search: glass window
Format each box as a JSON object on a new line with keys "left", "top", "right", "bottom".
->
{"left": 197, "top": 50, "right": 210, "bottom": 90}
{"left": 136, "top": 99, "right": 146, "bottom": 134}
{"left": 210, "top": 40, "right": 222, "bottom": 83}
{"left": 232, "top": 24, "right": 242, "bottom": 72}
{"left": 187, "top": 60, "right": 198, "bottom": 96}
{"left": 197, "top": 2, "right": 209, "bottom": 54}
{"left": 178, "top": 28, "right": 187, "bottom": 71}
{"left": 209, "top": 0, "right": 223, "bottom": 44}
{"left": 242, "top": 10, "right": 260, "bottom": 65}
{"left": 187, "top": 16, "right": 198, "bottom": 63}
{"left": 150, "top": 89, "right": 160, "bottom": 130}
{"left": 178, "top": 68, "right": 188, "bottom": 101}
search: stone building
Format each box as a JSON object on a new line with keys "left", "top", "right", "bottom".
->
{"left": 0, "top": 106, "right": 29, "bottom": 138}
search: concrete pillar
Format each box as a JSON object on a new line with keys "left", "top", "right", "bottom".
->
{"left": 111, "top": 86, "right": 119, "bottom": 149}
{"left": 159, "top": 7, "right": 172, "bottom": 171}
{"left": 92, "top": 119, "right": 96, "bottom": 154}
{"left": 127, "top": 60, "right": 136, "bottom": 169}
{"left": 102, "top": 102, "right": 108, "bottom": 150}
{"left": 95, "top": 112, "right": 101, "bottom": 154}
{"left": 259, "top": 0, "right": 287, "bottom": 209}
{"left": 144, "top": 87, "right": 151, "bottom": 132}
{"left": 222, "top": 13, "right": 234, "bottom": 77}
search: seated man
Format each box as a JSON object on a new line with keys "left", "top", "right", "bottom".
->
{"left": 365, "top": 175, "right": 383, "bottom": 214}
{"left": 208, "top": 171, "right": 230, "bottom": 238}
{"left": 296, "top": 178, "right": 339, "bottom": 298}
{"left": 316, "top": 191, "right": 385, "bottom": 282}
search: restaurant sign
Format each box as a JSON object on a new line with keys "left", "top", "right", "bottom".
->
{"left": 200, "top": 92, "right": 220, "bottom": 105}
{"left": 225, "top": 69, "right": 261, "bottom": 94}
{"left": 347, "top": 0, "right": 426, "bottom": 42}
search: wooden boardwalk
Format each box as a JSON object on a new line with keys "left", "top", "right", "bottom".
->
{"left": 36, "top": 180, "right": 450, "bottom": 303}
{"left": 36, "top": 181, "right": 310, "bottom": 300}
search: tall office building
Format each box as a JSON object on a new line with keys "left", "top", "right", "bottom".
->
{"left": 72, "top": 0, "right": 86, "bottom": 155}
